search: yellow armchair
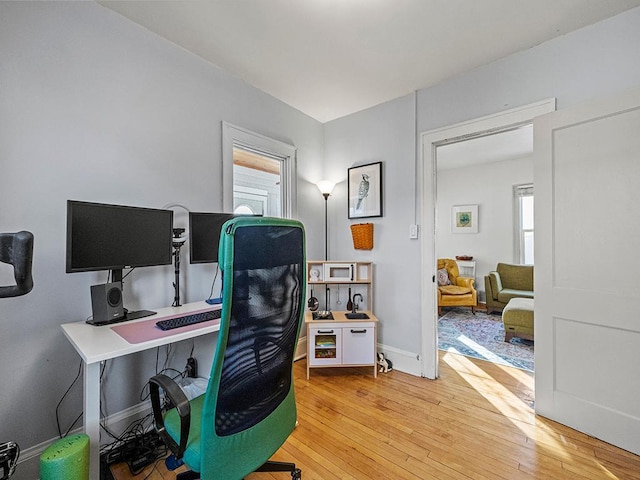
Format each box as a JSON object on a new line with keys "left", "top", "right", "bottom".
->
{"left": 437, "top": 258, "right": 477, "bottom": 315}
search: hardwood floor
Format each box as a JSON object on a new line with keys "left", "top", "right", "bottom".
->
{"left": 111, "top": 352, "right": 640, "bottom": 479}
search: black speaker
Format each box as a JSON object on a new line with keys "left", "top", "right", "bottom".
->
{"left": 90, "top": 282, "right": 124, "bottom": 324}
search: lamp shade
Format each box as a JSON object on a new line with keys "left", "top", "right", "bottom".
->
{"left": 316, "top": 180, "right": 336, "bottom": 196}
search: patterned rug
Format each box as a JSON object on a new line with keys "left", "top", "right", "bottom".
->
{"left": 438, "top": 307, "right": 534, "bottom": 371}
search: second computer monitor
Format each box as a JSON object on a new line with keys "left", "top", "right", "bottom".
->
{"left": 189, "top": 212, "right": 236, "bottom": 264}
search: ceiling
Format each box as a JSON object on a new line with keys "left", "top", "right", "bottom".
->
{"left": 98, "top": 0, "right": 640, "bottom": 123}
{"left": 437, "top": 124, "right": 533, "bottom": 170}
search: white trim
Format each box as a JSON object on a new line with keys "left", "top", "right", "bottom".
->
{"left": 376, "top": 344, "right": 422, "bottom": 377}
{"left": 222, "top": 122, "right": 297, "bottom": 218}
{"left": 419, "top": 98, "right": 556, "bottom": 379}
{"left": 17, "top": 401, "right": 153, "bottom": 474}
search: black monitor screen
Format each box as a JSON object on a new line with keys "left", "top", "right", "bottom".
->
{"left": 189, "top": 212, "right": 236, "bottom": 264}
{"left": 66, "top": 200, "right": 173, "bottom": 274}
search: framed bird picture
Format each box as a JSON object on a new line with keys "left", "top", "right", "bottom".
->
{"left": 348, "top": 161, "right": 383, "bottom": 219}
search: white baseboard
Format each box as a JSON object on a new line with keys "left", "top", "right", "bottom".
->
{"left": 376, "top": 343, "right": 422, "bottom": 377}
{"left": 17, "top": 402, "right": 153, "bottom": 479}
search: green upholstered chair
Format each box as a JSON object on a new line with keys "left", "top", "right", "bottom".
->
{"left": 149, "top": 217, "right": 305, "bottom": 480}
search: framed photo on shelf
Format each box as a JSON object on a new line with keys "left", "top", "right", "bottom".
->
{"left": 451, "top": 204, "right": 478, "bottom": 233}
{"left": 348, "top": 161, "right": 383, "bottom": 219}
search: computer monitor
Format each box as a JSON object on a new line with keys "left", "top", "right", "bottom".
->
{"left": 66, "top": 200, "right": 173, "bottom": 282}
{"left": 189, "top": 212, "right": 236, "bottom": 264}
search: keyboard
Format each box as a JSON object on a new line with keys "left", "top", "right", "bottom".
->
{"left": 155, "top": 309, "right": 222, "bottom": 331}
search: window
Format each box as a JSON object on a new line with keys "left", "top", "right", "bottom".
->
{"left": 514, "top": 184, "right": 534, "bottom": 264}
{"left": 222, "top": 123, "right": 296, "bottom": 218}
{"left": 233, "top": 147, "right": 281, "bottom": 216}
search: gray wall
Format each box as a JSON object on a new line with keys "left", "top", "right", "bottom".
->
{"left": 436, "top": 155, "right": 534, "bottom": 300}
{"left": 0, "top": 1, "right": 323, "bottom": 471}
{"left": 323, "top": 6, "right": 640, "bottom": 358}
{"left": 3, "top": 1, "right": 640, "bottom": 475}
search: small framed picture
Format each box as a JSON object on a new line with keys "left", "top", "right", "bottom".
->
{"left": 452, "top": 204, "right": 478, "bottom": 233}
{"left": 348, "top": 161, "right": 383, "bottom": 219}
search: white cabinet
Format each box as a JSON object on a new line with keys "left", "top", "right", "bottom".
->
{"left": 306, "top": 314, "right": 378, "bottom": 379}
{"left": 342, "top": 325, "right": 376, "bottom": 365}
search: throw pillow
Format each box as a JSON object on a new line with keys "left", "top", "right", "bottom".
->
{"left": 437, "top": 268, "right": 451, "bottom": 286}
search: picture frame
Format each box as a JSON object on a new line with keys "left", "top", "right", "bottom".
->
{"left": 348, "top": 161, "right": 383, "bottom": 219}
{"left": 451, "top": 204, "right": 478, "bottom": 233}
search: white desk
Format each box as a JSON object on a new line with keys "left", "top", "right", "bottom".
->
{"left": 61, "top": 301, "right": 221, "bottom": 480}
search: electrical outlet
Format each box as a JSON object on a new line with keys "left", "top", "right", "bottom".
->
{"left": 186, "top": 357, "right": 197, "bottom": 378}
{"left": 409, "top": 224, "right": 419, "bottom": 239}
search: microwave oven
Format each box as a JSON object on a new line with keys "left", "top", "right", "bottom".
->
{"left": 323, "top": 263, "right": 355, "bottom": 282}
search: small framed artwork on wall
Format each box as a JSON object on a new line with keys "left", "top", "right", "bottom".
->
{"left": 348, "top": 161, "right": 383, "bottom": 219}
{"left": 451, "top": 204, "right": 478, "bottom": 233}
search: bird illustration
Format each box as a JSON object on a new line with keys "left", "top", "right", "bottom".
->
{"left": 356, "top": 173, "right": 370, "bottom": 210}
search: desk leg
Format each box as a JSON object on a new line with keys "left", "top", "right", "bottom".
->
{"left": 84, "top": 362, "right": 101, "bottom": 480}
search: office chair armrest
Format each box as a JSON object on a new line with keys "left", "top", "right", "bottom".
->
{"left": 149, "top": 374, "right": 191, "bottom": 460}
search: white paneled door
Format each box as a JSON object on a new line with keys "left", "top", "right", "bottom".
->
{"left": 534, "top": 86, "right": 640, "bottom": 455}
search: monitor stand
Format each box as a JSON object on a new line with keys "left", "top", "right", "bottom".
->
{"left": 86, "top": 308, "right": 156, "bottom": 326}
{"left": 123, "top": 309, "right": 156, "bottom": 321}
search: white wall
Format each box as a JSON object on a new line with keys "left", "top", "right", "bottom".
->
{"left": 323, "top": 94, "right": 420, "bottom": 355}
{"left": 0, "top": 2, "right": 323, "bottom": 474}
{"left": 324, "top": 7, "right": 640, "bottom": 366}
{"left": 436, "top": 156, "right": 533, "bottom": 300}
{"left": 4, "top": 1, "right": 640, "bottom": 474}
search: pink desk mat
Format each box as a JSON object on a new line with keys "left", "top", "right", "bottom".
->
{"left": 111, "top": 308, "right": 221, "bottom": 344}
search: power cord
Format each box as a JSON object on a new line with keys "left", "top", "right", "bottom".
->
{"left": 55, "top": 360, "right": 83, "bottom": 438}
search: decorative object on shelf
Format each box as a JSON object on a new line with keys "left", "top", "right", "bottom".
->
{"left": 455, "top": 255, "right": 473, "bottom": 261}
{"left": 348, "top": 161, "right": 383, "bottom": 219}
{"left": 350, "top": 223, "right": 374, "bottom": 250}
{"left": 377, "top": 353, "right": 393, "bottom": 373}
{"left": 316, "top": 180, "right": 336, "bottom": 261}
{"left": 309, "top": 268, "right": 320, "bottom": 281}
{"left": 451, "top": 204, "right": 478, "bottom": 234}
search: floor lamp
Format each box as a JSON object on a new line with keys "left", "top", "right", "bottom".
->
{"left": 316, "top": 180, "right": 335, "bottom": 311}
{"left": 316, "top": 180, "right": 335, "bottom": 261}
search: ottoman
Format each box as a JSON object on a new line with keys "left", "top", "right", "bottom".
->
{"left": 502, "top": 298, "right": 534, "bottom": 342}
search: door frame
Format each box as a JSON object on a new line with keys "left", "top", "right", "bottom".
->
{"left": 418, "top": 98, "right": 556, "bottom": 379}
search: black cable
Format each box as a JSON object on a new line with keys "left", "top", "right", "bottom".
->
{"left": 55, "top": 360, "right": 83, "bottom": 438}
{"left": 208, "top": 264, "right": 220, "bottom": 300}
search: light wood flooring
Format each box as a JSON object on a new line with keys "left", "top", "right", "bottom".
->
{"left": 111, "top": 351, "right": 640, "bottom": 479}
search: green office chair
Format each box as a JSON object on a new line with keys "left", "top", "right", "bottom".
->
{"left": 150, "top": 217, "right": 305, "bottom": 480}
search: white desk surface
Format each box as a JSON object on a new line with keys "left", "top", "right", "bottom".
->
{"left": 61, "top": 301, "right": 222, "bottom": 364}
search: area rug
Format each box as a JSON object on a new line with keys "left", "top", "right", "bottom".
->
{"left": 438, "top": 307, "right": 534, "bottom": 371}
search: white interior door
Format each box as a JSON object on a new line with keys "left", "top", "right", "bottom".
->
{"left": 534, "top": 86, "right": 640, "bottom": 455}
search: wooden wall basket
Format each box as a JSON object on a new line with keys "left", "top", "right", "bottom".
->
{"left": 350, "top": 223, "right": 374, "bottom": 250}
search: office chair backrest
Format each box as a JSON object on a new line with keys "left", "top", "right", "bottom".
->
{"left": 201, "top": 217, "right": 305, "bottom": 478}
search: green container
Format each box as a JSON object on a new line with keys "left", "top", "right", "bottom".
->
{"left": 40, "top": 434, "right": 89, "bottom": 480}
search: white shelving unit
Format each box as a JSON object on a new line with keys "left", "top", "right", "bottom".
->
{"left": 306, "top": 260, "right": 373, "bottom": 312}
{"left": 305, "top": 261, "right": 377, "bottom": 379}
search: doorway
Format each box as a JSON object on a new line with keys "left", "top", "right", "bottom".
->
{"left": 435, "top": 126, "right": 535, "bottom": 371}
{"left": 419, "top": 99, "right": 556, "bottom": 379}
